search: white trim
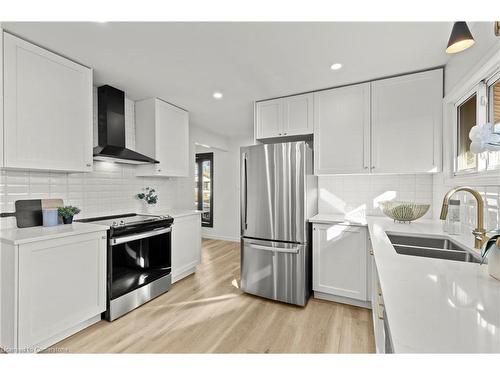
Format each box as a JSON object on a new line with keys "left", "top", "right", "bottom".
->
{"left": 453, "top": 85, "right": 480, "bottom": 174}
{"left": 202, "top": 234, "right": 239, "bottom": 242}
{"left": 172, "top": 265, "right": 197, "bottom": 284}
{"left": 313, "top": 291, "right": 371, "bottom": 309}
{"left": 444, "top": 46, "right": 500, "bottom": 104}
{"left": 486, "top": 70, "right": 500, "bottom": 87}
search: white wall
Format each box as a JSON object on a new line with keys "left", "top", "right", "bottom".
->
{"left": 188, "top": 130, "right": 253, "bottom": 242}
{"left": 445, "top": 22, "right": 500, "bottom": 95}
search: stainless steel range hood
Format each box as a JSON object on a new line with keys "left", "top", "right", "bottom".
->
{"left": 93, "top": 85, "right": 158, "bottom": 164}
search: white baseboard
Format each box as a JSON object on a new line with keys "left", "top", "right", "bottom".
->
{"left": 202, "top": 234, "right": 239, "bottom": 242}
{"left": 172, "top": 266, "right": 196, "bottom": 284}
{"left": 3, "top": 314, "right": 102, "bottom": 353}
{"left": 314, "top": 291, "right": 371, "bottom": 309}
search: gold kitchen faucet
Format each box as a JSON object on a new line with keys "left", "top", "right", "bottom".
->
{"left": 440, "top": 187, "right": 488, "bottom": 249}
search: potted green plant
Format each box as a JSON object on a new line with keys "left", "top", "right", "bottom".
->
{"left": 137, "top": 187, "right": 158, "bottom": 213}
{"left": 58, "top": 206, "right": 81, "bottom": 224}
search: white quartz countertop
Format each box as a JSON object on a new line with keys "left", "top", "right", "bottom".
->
{"left": 309, "top": 213, "right": 368, "bottom": 226}
{"left": 366, "top": 217, "right": 500, "bottom": 353}
{"left": 0, "top": 222, "right": 110, "bottom": 245}
{"left": 152, "top": 209, "right": 202, "bottom": 219}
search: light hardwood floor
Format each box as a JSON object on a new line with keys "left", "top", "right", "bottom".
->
{"left": 47, "top": 239, "right": 375, "bottom": 353}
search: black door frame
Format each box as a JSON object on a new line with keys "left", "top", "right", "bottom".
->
{"left": 195, "top": 152, "right": 214, "bottom": 227}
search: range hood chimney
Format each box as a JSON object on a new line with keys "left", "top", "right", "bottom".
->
{"left": 93, "top": 85, "right": 159, "bottom": 164}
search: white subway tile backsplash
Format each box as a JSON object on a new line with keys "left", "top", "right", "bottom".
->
{"left": 320, "top": 172, "right": 500, "bottom": 231}
{"left": 319, "top": 174, "right": 434, "bottom": 217}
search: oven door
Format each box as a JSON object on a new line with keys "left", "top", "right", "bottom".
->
{"left": 109, "top": 226, "right": 172, "bottom": 300}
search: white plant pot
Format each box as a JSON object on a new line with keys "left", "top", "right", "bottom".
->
{"left": 488, "top": 245, "right": 500, "bottom": 281}
{"left": 143, "top": 203, "right": 157, "bottom": 214}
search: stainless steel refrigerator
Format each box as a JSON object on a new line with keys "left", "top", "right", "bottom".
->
{"left": 240, "top": 141, "right": 317, "bottom": 306}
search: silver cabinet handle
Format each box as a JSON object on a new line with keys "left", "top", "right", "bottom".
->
{"left": 111, "top": 227, "right": 171, "bottom": 246}
{"left": 247, "top": 242, "right": 300, "bottom": 254}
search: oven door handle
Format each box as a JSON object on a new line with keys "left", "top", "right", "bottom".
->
{"left": 110, "top": 227, "right": 172, "bottom": 246}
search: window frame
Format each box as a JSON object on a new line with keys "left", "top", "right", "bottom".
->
{"left": 453, "top": 86, "right": 481, "bottom": 175}
{"left": 195, "top": 152, "right": 214, "bottom": 228}
{"left": 444, "top": 46, "right": 500, "bottom": 185}
{"left": 486, "top": 70, "right": 500, "bottom": 171}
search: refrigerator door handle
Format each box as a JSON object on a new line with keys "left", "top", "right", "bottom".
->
{"left": 242, "top": 152, "right": 248, "bottom": 230}
{"left": 246, "top": 242, "right": 300, "bottom": 254}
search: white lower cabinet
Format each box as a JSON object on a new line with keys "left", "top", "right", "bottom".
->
{"left": 312, "top": 223, "right": 369, "bottom": 306}
{"left": 171, "top": 214, "right": 202, "bottom": 283}
{"left": 371, "top": 253, "right": 386, "bottom": 353}
{"left": 0, "top": 231, "right": 107, "bottom": 352}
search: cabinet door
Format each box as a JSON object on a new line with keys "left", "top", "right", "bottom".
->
{"left": 3, "top": 33, "right": 93, "bottom": 172}
{"left": 314, "top": 83, "right": 371, "bottom": 175}
{"left": 17, "top": 232, "right": 106, "bottom": 349}
{"left": 172, "top": 214, "right": 202, "bottom": 283}
{"left": 255, "top": 98, "right": 283, "bottom": 139}
{"left": 155, "top": 100, "right": 190, "bottom": 177}
{"left": 283, "top": 93, "right": 313, "bottom": 136}
{"left": 371, "top": 69, "right": 442, "bottom": 173}
{"left": 313, "top": 223, "right": 367, "bottom": 300}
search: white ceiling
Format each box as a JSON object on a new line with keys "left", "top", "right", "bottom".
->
{"left": 3, "top": 22, "right": 454, "bottom": 139}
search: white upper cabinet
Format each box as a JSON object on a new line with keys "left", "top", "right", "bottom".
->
{"left": 312, "top": 69, "right": 442, "bottom": 175}
{"left": 314, "top": 83, "right": 371, "bottom": 175}
{"left": 135, "top": 98, "right": 190, "bottom": 177}
{"left": 371, "top": 69, "right": 442, "bottom": 173}
{"left": 255, "top": 93, "right": 313, "bottom": 139}
{"left": 255, "top": 98, "right": 282, "bottom": 139}
{"left": 282, "top": 93, "right": 314, "bottom": 136}
{"left": 2, "top": 32, "right": 93, "bottom": 172}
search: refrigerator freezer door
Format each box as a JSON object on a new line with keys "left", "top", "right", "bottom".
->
{"left": 240, "top": 238, "right": 310, "bottom": 306}
{"left": 241, "top": 142, "right": 305, "bottom": 243}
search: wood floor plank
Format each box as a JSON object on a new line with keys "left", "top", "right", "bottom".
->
{"left": 47, "top": 239, "right": 375, "bottom": 353}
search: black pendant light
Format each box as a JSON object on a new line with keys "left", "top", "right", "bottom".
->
{"left": 446, "top": 22, "right": 475, "bottom": 54}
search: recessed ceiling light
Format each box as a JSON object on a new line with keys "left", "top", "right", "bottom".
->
{"left": 213, "top": 92, "right": 223, "bottom": 99}
{"left": 330, "top": 63, "right": 342, "bottom": 71}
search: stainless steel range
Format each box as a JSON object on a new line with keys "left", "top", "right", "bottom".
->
{"left": 79, "top": 213, "right": 174, "bottom": 321}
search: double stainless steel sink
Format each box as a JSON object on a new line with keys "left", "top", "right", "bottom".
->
{"left": 387, "top": 234, "right": 483, "bottom": 263}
